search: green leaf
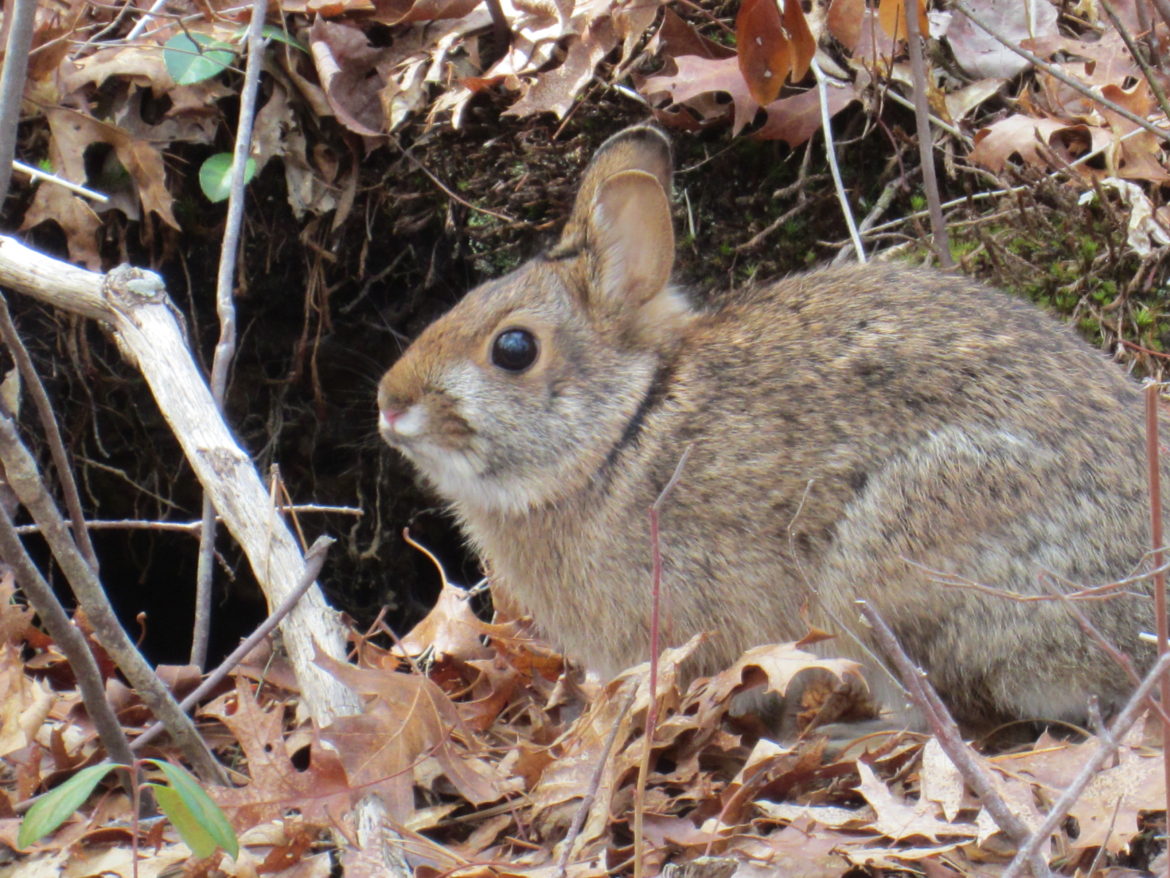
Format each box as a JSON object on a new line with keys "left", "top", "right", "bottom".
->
{"left": 163, "top": 32, "right": 235, "bottom": 85}
{"left": 18, "top": 763, "right": 120, "bottom": 849}
{"left": 260, "top": 25, "right": 308, "bottom": 51}
{"left": 150, "top": 785, "right": 219, "bottom": 859}
{"left": 147, "top": 760, "right": 239, "bottom": 858}
{"left": 198, "top": 153, "right": 256, "bottom": 203}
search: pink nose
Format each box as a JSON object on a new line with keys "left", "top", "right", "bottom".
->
{"left": 380, "top": 408, "right": 403, "bottom": 430}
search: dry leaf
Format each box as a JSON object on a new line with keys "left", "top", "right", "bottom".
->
{"left": 755, "top": 78, "right": 859, "bottom": 146}
{"left": 855, "top": 761, "right": 979, "bottom": 843}
{"left": 944, "top": 0, "right": 1057, "bottom": 78}
{"left": 641, "top": 54, "right": 761, "bottom": 135}
{"left": 204, "top": 680, "right": 356, "bottom": 830}
{"left": 736, "top": 0, "right": 810, "bottom": 105}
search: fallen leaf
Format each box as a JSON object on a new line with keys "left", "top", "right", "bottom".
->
{"left": 878, "top": 0, "right": 927, "bottom": 43}
{"left": 398, "top": 580, "right": 496, "bottom": 664}
{"left": 309, "top": 19, "right": 395, "bottom": 136}
{"left": 203, "top": 681, "right": 355, "bottom": 830}
{"left": 919, "top": 738, "right": 965, "bottom": 822}
{"left": 1002, "top": 728, "right": 1166, "bottom": 853}
{"left": 855, "top": 761, "right": 979, "bottom": 843}
{"left": 968, "top": 113, "right": 1111, "bottom": 175}
{"left": 505, "top": 21, "right": 615, "bottom": 119}
{"left": 944, "top": 0, "right": 1057, "bottom": 78}
{"left": 641, "top": 54, "right": 761, "bottom": 135}
{"left": 316, "top": 652, "right": 518, "bottom": 821}
{"left": 754, "top": 78, "right": 859, "bottom": 146}
{"left": 736, "top": 0, "right": 800, "bottom": 105}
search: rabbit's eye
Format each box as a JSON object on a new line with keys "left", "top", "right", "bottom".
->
{"left": 492, "top": 329, "right": 538, "bottom": 372}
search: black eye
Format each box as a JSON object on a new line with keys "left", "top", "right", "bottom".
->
{"left": 491, "top": 328, "right": 538, "bottom": 372}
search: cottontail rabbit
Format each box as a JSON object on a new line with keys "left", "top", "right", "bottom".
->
{"left": 377, "top": 125, "right": 1157, "bottom": 733}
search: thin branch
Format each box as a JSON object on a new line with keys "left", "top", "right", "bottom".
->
{"left": 396, "top": 141, "right": 519, "bottom": 224}
{"left": 10, "top": 161, "right": 109, "bottom": 202}
{"left": 0, "top": 506, "right": 136, "bottom": 769}
{"left": 12, "top": 505, "right": 361, "bottom": 536}
{"left": 856, "top": 601, "right": 1045, "bottom": 876}
{"left": 633, "top": 446, "right": 690, "bottom": 878}
{"left": 812, "top": 59, "right": 866, "bottom": 264}
{"left": 0, "top": 0, "right": 37, "bottom": 204}
{"left": 1099, "top": 0, "right": 1170, "bottom": 125}
{"left": 0, "top": 411, "right": 226, "bottom": 784}
{"left": 1153, "top": 0, "right": 1170, "bottom": 33}
{"left": 192, "top": 0, "right": 268, "bottom": 669}
{"left": 125, "top": 0, "right": 172, "bottom": 41}
{"left": 556, "top": 687, "right": 637, "bottom": 878}
{"left": 0, "top": 296, "right": 98, "bottom": 569}
{"left": 859, "top": 124, "right": 1152, "bottom": 241}
{"left": 1001, "top": 651, "right": 1170, "bottom": 878}
{"left": 832, "top": 175, "right": 902, "bottom": 266}
{"left": 1143, "top": 381, "right": 1170, "bottom": 833}
{"left": 903, "top": 0, "right": 952, "bottom": 267}
{"left": 134, "top": 535, "right": 334, "bottom": 751}
{"left": 880, "top": 85, "right": 967, "bottom": 141}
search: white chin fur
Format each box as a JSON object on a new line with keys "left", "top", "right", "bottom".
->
{"left": 426, "top": 454, "right": 548, "bottom": 515}
{"left": 397, "top": 438, "right": 550, "bottom": 515}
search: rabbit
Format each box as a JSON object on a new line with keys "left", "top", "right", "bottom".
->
{"left": 377, "top": 124, "right": 1158, "bottom": 735}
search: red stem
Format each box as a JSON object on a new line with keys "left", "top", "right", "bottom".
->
{"left": 1143, "top": 382, "right": 1170, "bottom": 840}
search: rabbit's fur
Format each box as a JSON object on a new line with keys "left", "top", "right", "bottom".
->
{"left": 378, "top": 125, "right": 1156, "bottom": 732}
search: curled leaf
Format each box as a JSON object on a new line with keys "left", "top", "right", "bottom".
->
{"left": 736, "top": 0, "right": 815, "bottom": 105}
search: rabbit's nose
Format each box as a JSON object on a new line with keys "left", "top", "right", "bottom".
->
{"left": 379, "top": 404, "right": 423, "bottom": 440}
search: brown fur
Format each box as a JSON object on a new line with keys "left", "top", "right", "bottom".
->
{"left": 377, "top": 125, "right": 1157, "bottom": 732}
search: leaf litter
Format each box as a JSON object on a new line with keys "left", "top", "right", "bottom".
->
{"left": 1, "top": 561, "right": 1165, "bottom": 875}
{"left": 6, "top": 0, "right": 1168, "bottom": 264}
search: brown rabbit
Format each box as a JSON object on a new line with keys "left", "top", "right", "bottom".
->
{"left": 377, "top": 125, "right": 1157, "bottom": 733}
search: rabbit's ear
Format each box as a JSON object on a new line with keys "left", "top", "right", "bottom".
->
{"left": 589, "top": 169, "right": 675, "bottom": 310}
{"left": 559, "top": 126, "right": 672, "bottom": 254}
{"left": 579, "top": 125, "right": 673, "bottom": 203}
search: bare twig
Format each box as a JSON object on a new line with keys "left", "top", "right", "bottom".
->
{"left": 1100, "top": 0, "right": 1170, "bottom": 125}
{"left": 735, "top": 166, "right": 826, "bottom": 253}
{"left": 192, "top": 0, "right": 269, "bottom": 669}
{"left": 10, "top": 161, "right": 109, "bottom": 202}
{"left": 1143, "top": 381, "right": 1170, "bottom": 833}
{"left": 879, "top": 85, "right": 966, "bottom": 141}
{"left": 0, "top": 0, "right": 37, "bottom": 204}
{"left": 910, "top": 555, "right": 1166, "bottom": 603}
{"left": 859, "top": 124, "right": 1152, "bottom": 242}
{"left": 125, "top": 0, "right": 172, "bottom": 41}
{"left": 832, "top": 176, "right": 902, "bottom": 266}
{"left": 483, "top": 0, "right": 510, "bottom": 49}
{"left": 1153, "top": 0, "right": 1170, "bottom": 33}
{"left": 0, "top": 507, "right": 136, "bottom": 769}
{"left": 903, "top": 0, "right": 952, "bottom": 268}
{"left": 633, "top": 446, "right": 690, "bottom": 878}
{"left": 0, "top": 411, "right": 226, "bottom": 784}
{"left": 1001, "top": 651, "right": 1170, "bottom": 877}
{"left": 12, "top": 505, "right": 361, "bottom": 537}
{"left": 556, "top": 687, "right": 637, "bottom": 878}
{"left": 133, "top": 535, "right": 335, "bottom": 751}
{"left": 0, "top": 295, "right": 98, "bottom": 569}
{"left": 811, "top": 59, "right": 866, "bottom": 264}
{"left": 856, "top": 602, "right": 1046, "bottom": 875}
